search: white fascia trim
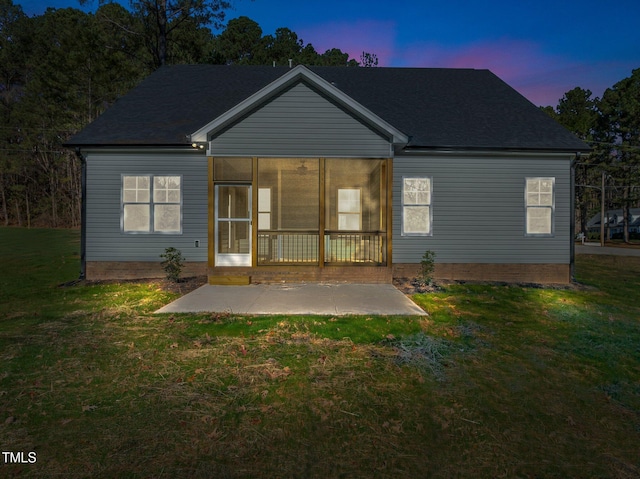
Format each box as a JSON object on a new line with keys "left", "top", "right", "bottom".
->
{"left": 397, "top": 148, "right": 578, "bottom": 160}
{"left": 80, "top": 146, "right": 204, "bottom": 156}
{"left": 190, "top": 65, "right": 409, "bottom": 146}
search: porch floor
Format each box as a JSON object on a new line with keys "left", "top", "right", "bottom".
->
{"left": 155, "top": 283, "right": 426, "bottom": 316}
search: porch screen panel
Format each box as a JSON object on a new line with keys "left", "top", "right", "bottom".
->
{"left": 257, "top": 158, "right": 319, "bottom": 229}
{"left": 325, "top": 159, "right": 386, "bottom": 264}
{"left": 257, "top": 158, "right": 319, "bottom": 263}
{"left": 325, "top": 159, "right": 384, "bottom": 231}
{"left": 214, "top": 157, "right": 252, "bottom": 181}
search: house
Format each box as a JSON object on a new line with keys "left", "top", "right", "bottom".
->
{"left": 587, "top": 208, "right": 640, "bottom": 239}
{"left": 67, "top": 64, "right": 590, "bottom": 285}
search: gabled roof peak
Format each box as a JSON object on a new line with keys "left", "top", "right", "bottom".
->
{"left": 190, "top": 64, "right": 409, "bottom": 145}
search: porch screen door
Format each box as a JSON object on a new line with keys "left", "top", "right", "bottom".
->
{"left": 215, "top": 185, "right": 252, "bottom": 266}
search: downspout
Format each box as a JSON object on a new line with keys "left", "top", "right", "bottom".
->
{"left": 570, "top": 153, "right": 579, "bottom": 282}
{"left": 75, "top": 148, "right": 87, "bottom": 280}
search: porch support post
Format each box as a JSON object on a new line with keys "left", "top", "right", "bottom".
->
{"left": 252, "top": 157, "right": 258, "bottom": 267}
{"left": 386, "top": 158, "right": 393, "bottom": 266}
{"left": 208, "top": 156, "right": 215, "bottom": 269}
{"left": 319, "top": 157, "right": 325, "bottom": 267}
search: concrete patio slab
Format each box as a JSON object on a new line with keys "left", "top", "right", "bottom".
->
{"left": 155, "top": 283, "right": 427, "bottom": 316}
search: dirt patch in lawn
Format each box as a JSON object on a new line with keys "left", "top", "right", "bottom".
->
{"left": 392, "top": 276, "right": 593, "bottom": 296}
{"left": 80, "top": 275, "right": 207, "bottom": 296}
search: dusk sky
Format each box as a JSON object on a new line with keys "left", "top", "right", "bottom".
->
{"left": 18, "top": 0, "right": 640, "bottom": 107}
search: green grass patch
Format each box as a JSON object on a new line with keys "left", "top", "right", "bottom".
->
{"left": 1, "top": 227, "right": 639, "bottom": 478}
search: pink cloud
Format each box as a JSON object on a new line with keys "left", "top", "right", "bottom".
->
{"left": 394, "top": 39, "right": 598, "bottom": 106}
{"left": 297, "top": 19, "right": 397, "bottom": 65}
{"left": 295, "top": 24, "right": 631, "bottom": 107}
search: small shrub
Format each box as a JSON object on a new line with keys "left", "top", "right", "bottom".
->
{"left": 160, "top": 247, "right": 184, "bottom": 282}
{"left": 419, "top": 250, "right": 436, "bottom": 285}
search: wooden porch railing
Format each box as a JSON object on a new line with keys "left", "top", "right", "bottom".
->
{"left": 324, "top": 231, "right": 386, "bottom": 264}
{"left": 258, "top": 231, "right": 319, "bottom": 264}
{"left": 257, "top": 231, "right": 386, "bottom": 265}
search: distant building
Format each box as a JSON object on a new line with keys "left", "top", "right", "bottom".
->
{"left": 587, "top": 208, "right": 640, "bottom": 237}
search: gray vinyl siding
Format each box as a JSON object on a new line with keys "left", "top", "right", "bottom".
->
{"left": 393, "top": 154, "right": 571, "bottom": 264}
{"left": 211, "top": 82, "right": 392, "bottom": 157}
{"left": 85, "top": 150, "right": 208, "bottom": 262}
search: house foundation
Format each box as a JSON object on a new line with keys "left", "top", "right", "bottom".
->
{"left": 85, "top": 261, "right": 207, "bottom": 281}
{"left": 393, "top": 263, "right": 570, "bottom": 284}
{"left": 86, "top": 261, "right": 569, "bottom": 285}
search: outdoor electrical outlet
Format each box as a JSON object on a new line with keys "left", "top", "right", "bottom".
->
{"left": 195, "top": 240, "right": 200, "bottom": 247}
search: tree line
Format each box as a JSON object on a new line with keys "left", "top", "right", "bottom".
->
{"left": 0, "top": 0, "right": 376, "bottom": 228}
{"left": 1, "top": 0, "right": 638, "bottom": 239}
{"left": 542, "top": 70, "right": 640, "bottom": 242}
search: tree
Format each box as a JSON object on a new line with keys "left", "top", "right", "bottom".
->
{"left": 548, "top": 88, "right": 600, "bottom": 236}
{"left": 597, "top": 69, "right": 640, "bottom": 243}
{"left": 0, "top": 0, "right": 31, "bottom": 225}
{"left": 212, "top": 15, "right": 262, "bottom": 64}
{"left": 360, "top": 51, "right": 378, "bottom": 67}
{"left": 556, "top": 88, "right": 598, "bottom": 140}
{"left": 320, "top": 48, "right": 358, "bottom": 66}
{"left": 130, "top": 0, "right": 230, "bottom": 67}
{"left": 81, "top": 0, "right": 231, "bottom": 68}
{"left": 259, "top": 27, "right": 305, "bottom": 66}
{"left": 211, "top": 17, "right": 362, "bottom": 68}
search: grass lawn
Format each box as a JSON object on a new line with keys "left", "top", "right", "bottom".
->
{"left": 1, "top": 227, "right": 639, "bottom": 478}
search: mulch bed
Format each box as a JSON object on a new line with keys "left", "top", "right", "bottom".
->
{"left": 392, "top": 277, "right": 443, "bottom": 295}
{"left": 158, "top": 275, "right": 208, "bottom": 295}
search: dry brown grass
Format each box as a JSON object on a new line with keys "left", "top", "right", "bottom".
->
{"left": 1, "top": 227, "right": 639, "bottom": 478}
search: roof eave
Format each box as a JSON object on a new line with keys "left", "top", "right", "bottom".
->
{"left": 399, "top": 145, "right": 592, "bottom": 156}
{"left": 64, "top": 142, "right": 195, "bottom": 150}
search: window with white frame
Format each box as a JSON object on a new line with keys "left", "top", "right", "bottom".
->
{"left": 258, "top": 187, "right": 271, "bottom": 230}
{"left": 402, "top": 177, "right": 432, "bottom": 235}
{"left": 337, "top": 188, "right": 361, "bottom": 230}
{"left": 122, "top": 175, "right": 181, "bottom": 233}
{"left": 525, "top": 177, "right": 554, "bottom": 236}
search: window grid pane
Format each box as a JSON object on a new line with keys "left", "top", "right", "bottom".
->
{"left": 403, "top": 178, "right": 430, "bottom": 205}
{"left": 123, "top": 176, "right": 150, "bottom": 203}
{"left": 527, "top": 208, "right": 552, "bottom": 235}
{"left": 123, "top": 204, "right": 150, "bottom": 232}
{"left": 154, "top": 176, "right": 181, "bottom": 203}
{"left": 403, "top": 206, "right": 431, "bottom": 234}
{"left": 155, "top": 204, "right": 181, "bottom": 232}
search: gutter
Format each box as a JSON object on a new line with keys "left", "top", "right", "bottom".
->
{"left": 399, "top": 146, "right": 591, "bottom": 158}
{"left": 570, "top": 153, "right": 580, "bottom": 282}
{"left": 74, "top": 148, "right": 87, "bottom": 280}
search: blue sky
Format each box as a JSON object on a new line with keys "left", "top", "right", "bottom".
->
{"left": 18, "top": 0, "right": 640, "bottom": 106}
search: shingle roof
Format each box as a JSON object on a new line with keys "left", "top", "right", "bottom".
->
{"left": 67, "top": 64, "right": 590, "bottom": 152}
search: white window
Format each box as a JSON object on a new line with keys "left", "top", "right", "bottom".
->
{"left": 402, "top": 177, "right": 432, "bottom": 235}
{"left": 525, "top": 177, "right": 554, "bottom": 236}
{"left": 258, "top": 187, "right": 271, "bottom": 230}
{"left": 122, "top": 175, "right": 181, "bottom": 233}
{"left": 337, "top": 188, "right": 361, "bottom": 231}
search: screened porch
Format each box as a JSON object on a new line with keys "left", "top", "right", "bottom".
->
{"left": 212, "top": 157, "right": 390, "bottom": 268}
